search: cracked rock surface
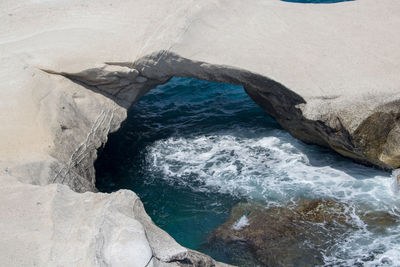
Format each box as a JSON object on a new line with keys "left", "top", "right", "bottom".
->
{"left": 1, "top": 0, "right": 400, "bottom": 266}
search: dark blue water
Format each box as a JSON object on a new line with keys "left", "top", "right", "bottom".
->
{"left": 95, "top": 77, "right": 269, "bottom": 248}
{"left": 95, "top": 77, "right": 399, "bottom": 266}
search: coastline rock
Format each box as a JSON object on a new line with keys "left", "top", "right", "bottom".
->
{"left": 136, "top": 76, "right": 148, "bottom": 83}
{"left": 206, "top": 200, "right": 352, "bottom": 266}
{"left": 397, "top": 170, "right": 400, "bottom": 189}
{"left": 361, "top": 211, "right": 399, "bottom": 229}
{"left": 206, "top": 201, "right": 400, "bottom": 266}
{"left": 1, "top": 0, "right": 400, "bottom": 265}
{"left": 0, "top": 175, "right": 227, "bottom": 267}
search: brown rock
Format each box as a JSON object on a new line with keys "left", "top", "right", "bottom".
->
{"left": 206, "top": 199, "right": 352, "bottom": 267}
{"left": 360, "top": 211, "right": 399, "bottom": 234}
{"left": 398, "top": 171, "right": 400, "bottom": 187}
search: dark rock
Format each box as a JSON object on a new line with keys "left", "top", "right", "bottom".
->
{"left": 360, "top": 211, "right": 399, "bottom": 234}
{"left": 206, "top": 199, "right": 353, "bottom": 267}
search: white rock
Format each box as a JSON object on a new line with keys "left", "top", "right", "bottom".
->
{"left": 0, "top": 175, "right": 152, "bottom": 266}
{"left": 1, "top": 0, "right": 400, "bottom": 265}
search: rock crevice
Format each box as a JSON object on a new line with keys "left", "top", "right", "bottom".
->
{"left": 2, "top": 0, "right": 400, "bottom": 265}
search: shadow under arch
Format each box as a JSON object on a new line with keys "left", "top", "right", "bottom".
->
{"left": 51, "top": 50, "right": 365, "bottom": 176}
{"left": 112, "top": 50, "right": 357, "bottom": 161}
{"left": 94, "top": 75, "right": 390, "bottom": 266}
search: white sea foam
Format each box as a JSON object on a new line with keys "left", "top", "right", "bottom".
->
{"left": 144, "top": 129, "right": 400, "bottom": 265}
{"left": 145, "top": 130, "right": 396, "bottom": 206}
{"left": 232, "top": 215, "right": 250, "bottom": 230}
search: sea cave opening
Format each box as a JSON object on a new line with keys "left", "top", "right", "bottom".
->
{"left": 94, "top": 77, "right": 398, "bottom": 266}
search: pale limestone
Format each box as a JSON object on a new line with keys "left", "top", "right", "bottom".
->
{"left": 1, "top": 0, "right": 400, "bottom": 266}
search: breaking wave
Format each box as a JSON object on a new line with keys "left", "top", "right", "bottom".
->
{"left": 96, "top": 77, "right": 399, "bottom": 266}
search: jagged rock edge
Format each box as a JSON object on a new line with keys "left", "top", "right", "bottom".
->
{"left": 39, "top": 49, "right": 398, "bottom": 266}
{"left": 50, "top": 50, "right": 397, "bottom": 170}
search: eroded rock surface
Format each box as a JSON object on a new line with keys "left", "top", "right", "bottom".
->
{"left": 56, "top": 50, "right": 400, "bottom": 169}
{"left": 0, "top": 175, "right": 227, "bottom": 267}
{"left": 206, "top": 200, "right": 353, "bottom": 266}
{"left": 1, "top": 0, "right": 400, "bottom": 265}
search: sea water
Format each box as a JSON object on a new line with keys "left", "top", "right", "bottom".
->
{"left": 95, "top": 77, "right": 400, "bottom": 266}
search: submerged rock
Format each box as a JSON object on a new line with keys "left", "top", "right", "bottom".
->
{"left": 2, "top": 0, "right": 400, "bottom": 265}
{"left": 206, "top": 199, "right": 352, "bottom": 267}
{"left": 397, "top": 170, "right": 400, "bottom": 189}
{"left": 360, "top": 211, "right": 399, "bottom": 234}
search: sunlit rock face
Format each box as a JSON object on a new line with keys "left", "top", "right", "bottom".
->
{"left": 94, "top": 77, "right": 400, "bottom": 266}
{"left": 1, "top": 0, "right": 400, "bottom": 266}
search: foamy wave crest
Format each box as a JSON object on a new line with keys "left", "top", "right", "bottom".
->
{"left": 145, "top": 132, "right": 400, "bottom": 264}
{"left": 145, "top": 131, "right": 395, "bottom": 208}
{"left": 324, "top": 227, "right": 400, "bottom": 266}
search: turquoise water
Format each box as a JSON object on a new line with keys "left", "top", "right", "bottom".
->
{"left": 95, "top": 77, "right": 400, "bottom": 266}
